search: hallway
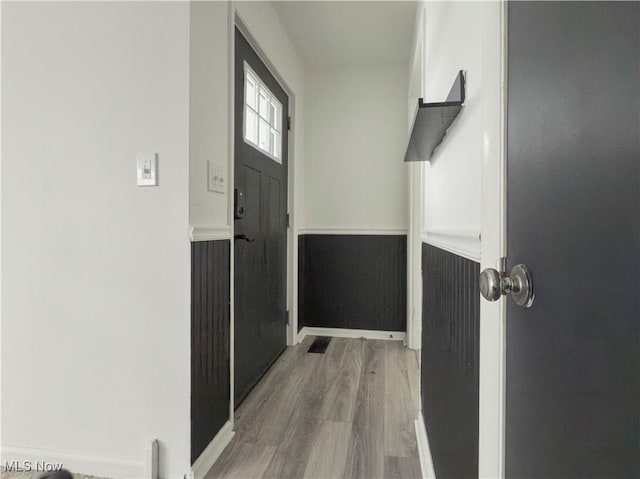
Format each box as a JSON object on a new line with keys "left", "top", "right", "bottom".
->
{"left": 208, "top": 337, "right": 421, "bottom": 479}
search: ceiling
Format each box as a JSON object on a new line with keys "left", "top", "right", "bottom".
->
{"left": 272, "top": 1, "right": 418, "bottom": 67}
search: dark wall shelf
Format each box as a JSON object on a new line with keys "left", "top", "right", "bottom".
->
{"left": 405, "top": 70, "right": 466, "bottom": 162}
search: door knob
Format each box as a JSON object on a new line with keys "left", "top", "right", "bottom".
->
{"left": 480, "top": 264, "right": 535, "bottom": 307}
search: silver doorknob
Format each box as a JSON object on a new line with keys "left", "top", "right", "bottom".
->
{"left": 479, "top": 264, "right": 535, "bottom": 308}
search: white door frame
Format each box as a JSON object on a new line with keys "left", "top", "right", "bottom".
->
{"left": 228, "top": 5, "right": 299, "bottom": 424}
{"left": 408, "top": 1, "right": 508, "bottom": 476}
{"left": 406, "top": 5, "right": 426, "bottom": 352}
{"left": 478, "top": 1, "right": 507, "bottom": 478}
{"left": 407, "top": 160, "right": 424, "bottom": 351}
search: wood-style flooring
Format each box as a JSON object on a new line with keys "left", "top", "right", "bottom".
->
{"left": 208, "top": 336, "right": 421, "bottom": 479}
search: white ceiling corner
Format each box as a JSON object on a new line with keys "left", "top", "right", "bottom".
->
{"left": 272, "top": 1, "right": 418, "bottom": 67}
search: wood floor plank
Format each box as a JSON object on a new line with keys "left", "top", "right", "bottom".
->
{"left": 253, "top": 352, "right": 320, "bottom": 446}
{"left": 384, "top": 455, "right": 422, "bottom": 479}
{"left": 206, "top": 441, "right": 276, "bottom": 479}
{"left": 234, "top": 336, "right": 314, "bottom": 444}
{"left": 384, "top": 341, "right": 419, "bottom": 457}
{"left": 319, "top": 337, "right": 365, "bottom": 422}
{"left": 262, "top": 340, "right": 334, "bottom": 478}
{"left": 302, "top": 420, "right": 353, "bottom": 479}
{"left": 345, "top": 339, "right": 386, "bottom": 479}
{"left": 322, "top": 336, "right": 349, "bottom": 371}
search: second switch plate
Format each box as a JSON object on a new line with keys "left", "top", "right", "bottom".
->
{"left": 208, "top": 161, "right": 226, "bottom": 194}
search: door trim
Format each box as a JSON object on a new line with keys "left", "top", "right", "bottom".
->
{"left": 230, "top": 5, "right": 297, "bottom": 418}
{"left": 478, "top": 1, "right": 507, "bottom": 478}
{"left": 227, "top": 0, "right": 236, "bottom": 435}
{"left": 406, "top": 5, "right": 426, "bottom": 352}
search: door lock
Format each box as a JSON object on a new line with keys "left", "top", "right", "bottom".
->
{"left": 480, "top": 264, "right": 535, "bottom": 307}
{"left": 234, "top": 188, "right": 246, "bottom": 219}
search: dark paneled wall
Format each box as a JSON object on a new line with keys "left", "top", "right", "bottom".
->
{"left": 422, "top": 243, "right": 480, "bottom": 479}
{"left": 191, "top": 240, "right": 230, "bottom": 464}
{"left": 298, "top": 234, "right": 406, "bottom": 332}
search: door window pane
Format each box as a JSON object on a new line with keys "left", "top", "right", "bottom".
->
{"left": 259, "top": 118, "right": 270, "bottom": 152}
{"left": 246, "top": 75, "right": 257, "bottom": 110}
{"left": 271, "top": 129, "right": 280, "bottom": 158}
{"left": 243, "top": 62, "right": 284, "bottom": 163}
{"left": 245, "top": 109, "right": 258, "bottom": 145}
{"left": 259, "top": 88, "right": 269, "bottom": 120}
{"left": 269, "top": 101, "right": 277, "bottom": 128}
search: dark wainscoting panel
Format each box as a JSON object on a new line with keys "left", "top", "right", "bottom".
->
{"left": 298, "top": 234, "right": 406, "bottom": 332}
{"left": 191, "top": 240, "right": 230, "bottom": 464}
{"left": 422, "top": 243, "right": 480, "bottom": 479}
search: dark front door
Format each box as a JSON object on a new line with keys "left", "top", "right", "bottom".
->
{"left": 234, "top": 28, "right": 289, "bottom": 406}
{"left": 506, "top": 2, "right": 639, "bottom": 477}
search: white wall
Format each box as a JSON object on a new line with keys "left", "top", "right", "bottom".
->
{"left": 420, "top": 1, "right": 489, "bottom": 259}
{"left": 190, "top": 1, "right": 232, "bottom": 234}
{"left": 2, "top": 3, "right": 191, "bottom": 478}
{"left": 304, "top": 64, "right": 408, "bottom": 231}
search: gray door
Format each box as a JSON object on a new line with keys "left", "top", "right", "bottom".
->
{"left": 234, "top": 28, "right": 289, "bottom": 406}
{"left": 506, "top": 2, "right": 639, "bottom": 477}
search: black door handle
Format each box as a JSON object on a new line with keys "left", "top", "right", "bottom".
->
{"left": 234, "top": 234, "right": 255, "bottom": 243}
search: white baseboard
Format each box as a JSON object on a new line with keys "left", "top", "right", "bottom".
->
{"left": 297, "top": 227, "right": 408, "bottom": 235}
{"left": 297, "top": 326, "right": 406, "bottom": 342}
{"left": 415, "top": 413, "right": 437, "bottom": 479}
{"left": 1, "top": 445, "right": 145, "bottom": 478}
{"left": 191, "top": 421, "right": 234, "bottom": 479}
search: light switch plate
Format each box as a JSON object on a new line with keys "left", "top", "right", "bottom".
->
{"left": 208, "top": 161, "right": 226, "bottom": 194}
{"left": 137, "top": 153, "right": 158, "bottom": 186}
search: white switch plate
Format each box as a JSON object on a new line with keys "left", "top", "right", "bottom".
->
{"left": 208, "top": 161, "right": 226, "bottom": 194}
{"left": 137, "top": 153, "right": 158, "bottom": 186}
